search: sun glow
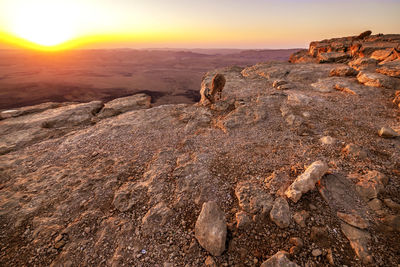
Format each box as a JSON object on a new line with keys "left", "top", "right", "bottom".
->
{"left": 8, "top": 1, "right": 79, "bottom": 48}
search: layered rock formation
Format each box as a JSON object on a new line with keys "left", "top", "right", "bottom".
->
{"left": 1, "top": 33, "right": 400, "bottom": 266}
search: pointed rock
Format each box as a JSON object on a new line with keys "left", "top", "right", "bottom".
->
{"left": 260, "top": 251, "right": 299, "bottom": 267}
{"left": 270, "top": 197, "right": 291, "bottom": 228}
{"left": 195, "top": 201, "right": 227, "bottom": 256}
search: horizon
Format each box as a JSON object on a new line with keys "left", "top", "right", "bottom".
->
{"left": 1, "top": 0, "right": 399, "bottom": 51}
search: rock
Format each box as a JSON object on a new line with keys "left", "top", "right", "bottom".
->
{"left": 195, "top": 201, "right": 227, "bottom": 256}
{"left": 205, "top": 256, "right": 217, "bottom": 267}
{"left": 394, "top": 91, "right": 400, "bottom": 107}
{"left": 270, "top": 197, "right": 291, "bottom": 228}
{"left": 329, "top": 66, "right": 358, "bottom": 77}
{"left": 357, "top": 71, "right": 399, "bottom": 89}
{"left": 378, "top": 127, "right": 400, "bottom": 138}
{"left": 289, "top": 49, "right": 317, "bottom": 63}
{"left": 334, "top": 84, "right": 357, "bottom": 95}
{"left": 371, "top": 48, "right": 396, "bottom": 61}
{"left": 355, "top": 30, "right": 372, "bottom": 40}
{"left": 97, "top": 94, "right": 151, "bottom": 118}
{"left": 312, "top": 249, "right": 322, "bottom": 257}
{"left": 40, "top": 101, "right": 104, "bottom": 128}
{"left": 341, "top": 223, "right": 373, "bottom": 264}
{"left": 235, "top": 211, "right": 251, "bottom": 229}
{"left": 310, "top": 226, "right": 329, "bottom": 244}
{"left": 368, "top": 198, "right": 383, "bottom": 211}
{"left": 285, "top": 161, "right": 328, "bottom": 203}
{"left": 276, "top": 83, "right": 293, "bottom": 90}
{"left": 349, "top": 58, "right": 377, "bottom": 71}
{"left": 318, "top": 52, "right": 350, "bottom": 63}
{"left": 0, "top": 102, "right": 67, "bottom": 120}
{"left": 289, "top": 237, "right": 303, "bottom": 248}
{"left": 235, "top": 181, "right": 274, "bottom": 215}
{"left": 342, "top": 144, "right": 367, "bottom": 159}
{"left": 355, "top": 170, "right": 387, "bottom": 201}
{"left": 320, "top": 136, "right": 336, "bottom": 145}
{"left": 376, "top": 59, "right": 400, "bottom": 78}
{"left": 326, "top": 248, "right": 335, "bottom": 265}
{"left": 356, "top": 181, "right": 383, "bottom": 201}
{"left": 383, "top": 199, "right": 400, "bottom": 212}
{"left": 264, "top": 171, "right": 290, "bottom": 196}
{"left": 260, "top": 251, "right": 299, "bottom": 267}
{"left": 382, "top": 215, "right": 400, "bottom": 232}
{"left": 337, "top": 212, "right": 369, "bottom": 229}
{"left": 293, "top": 210, "right": 309, "bottom": 227}
{"left": 273, "top": 80, "right": 288, "bottom": 88}
{"left": 142, "top": 202, "right": 173, "bottom": 231}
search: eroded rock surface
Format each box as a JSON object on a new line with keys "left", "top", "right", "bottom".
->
{"left": 1, "top": 33, "right": 400, "bottom": 266}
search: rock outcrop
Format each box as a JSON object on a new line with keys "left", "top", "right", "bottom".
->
{"left": 1, "top": 32, "right": 400, "bottom": 266}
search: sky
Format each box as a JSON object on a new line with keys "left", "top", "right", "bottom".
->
{"left": 0, "top": 0, "right": 399, "bottom": 50}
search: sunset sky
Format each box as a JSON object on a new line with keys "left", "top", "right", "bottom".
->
{"left": 0, "top": 0, "right": 399, "bottom": 50}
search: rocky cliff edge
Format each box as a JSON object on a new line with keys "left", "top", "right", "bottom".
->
{"left": 0, "top": 32, "right": 400, "bottom": 266}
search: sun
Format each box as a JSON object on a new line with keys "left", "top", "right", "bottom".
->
{"left": 8, "top": 1, "right": 79, "bottom": 47}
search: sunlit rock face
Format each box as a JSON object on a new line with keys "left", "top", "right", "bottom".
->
{"left": 1, "top": 32, "right": 400, "bottom": 266}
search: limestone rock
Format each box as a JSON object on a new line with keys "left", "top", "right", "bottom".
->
{"left": 382, "top": 215, "right": 400, "bottom": 232}
{"left": 97, "top": 93, "right": 151, "bottom": 118}
{"left": 376, "top": 59, "right": 400, "bottom": 78}
{"left": 320, "top": 136, "right": 336, "bottom": 145}
{"left": 383, "top": 199, "right": 400, "bottom": 212}
{"left": 368, "top": 198, "right": 383, "bottom": 211}
{"left": 293, "top": 210, "right": 309, "bottom": 227}
{"left": 378, "top": 126, "right": 400, "bottom": 138}
{"left": 357, "top": 71, "right": 399, "bottom": 89}
{"left": 348, "top": 58, "right": 377, "bottom": 71}
{"left": 342, "top": 144, "right": 367, "bottom": 159}
{"left": 270, "top": 197, "right": 291, "bottom": 228}
{"left": 260, "top": 251, "right": 299, "bottom": 267}
{"left": 318, "top": 52, "right": 350, "bottom": 63}
{"left": 329, "top": 66, "right": 358, "bottom": 77}
{"left": 235, "top": 181, "right": 274, "bottom": 215}
{"left": 371, "top": 48, "right": 396, "bottom": 61}
{"left": 312, "top": 249, "right": 322, "bottom": 257}
{"left": 285, "top": 161, "right": 328, "bottom": 203}
{"left": 142, "top": 202, "right": 173, "bottom": 231}
{"left": 195, "top": 201, "right": 227, "bottom": 256}
{"left": 337, "top": 212, "right": 369, "bottom": 229}
{"left": 341, "top": 223, "right": 373, "bottom": 264}
{"left": 235, "top": 211, "right": 251, "bottom": 229}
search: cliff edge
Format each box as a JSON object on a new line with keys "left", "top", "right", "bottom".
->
{"left": 1, "top": 32, "right": 399, "bottom": 266}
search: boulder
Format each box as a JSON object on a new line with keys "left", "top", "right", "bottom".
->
{"left": 337, "top": 212, "right": 369, "bottom": 229}
{"left": 97, "top": 93, "right": 151, "bottom": 118}
{"left": 270, "top": 197, "right": 291, "bottom": 228}
{"left": 371, "top": 48, "right": 396, "bottom": 61}
{"left": 348, "top": 58, "right": 377, "bottom": 71}
{"left": 260, "top": 251, "right": 299, "bottom": 267}
{"left": 285, "top": 161, "right": 328, "bottom": 203}
{"left": 376, "top": 60, "right": 400, "bottom": 78}
{"left": 195, "top": 201, "right": 227, "bottom": 256}
{"left": 142, "top": 202, "right": 173, "bottom": 232}
{"left": 378, "top": 127, "right": 399, "bottom": 138}
{"left": 341, "top": 223, "right": 373, "bottom": 264}
{"left": 357, "top": 71, "right": 399, "bottom": 89}
{"left": 235, "top": 181, "right": 274, "bottom": 215}
{"left": 342, "top": 143, "right": 367, "bottom": 159}
{"left": 318, "top": 52, "right": 350, "bottom": 63}
{"left": 329, "top": 66, "right": 358, "bottom": 77}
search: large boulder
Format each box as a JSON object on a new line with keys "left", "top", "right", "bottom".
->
{"left": 376, "top": 59, "right": 400, "bottom": 78}
{"left": 195, "top": 201, "right": 227, "bottom": 256}
{"left": 357, "top": 71, "right": 399, "bottom": 89}
{"left": 97, "top": 93, "right": 151, "bottom": 118}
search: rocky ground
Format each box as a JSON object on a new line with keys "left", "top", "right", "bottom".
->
{"left": 1, "top": 32, "right": 400, "bottom": 266}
